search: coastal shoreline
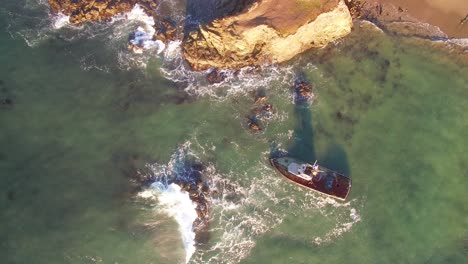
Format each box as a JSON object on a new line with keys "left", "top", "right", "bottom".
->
{"left": 372, "top": 0, "right": 468, "bottom": 38}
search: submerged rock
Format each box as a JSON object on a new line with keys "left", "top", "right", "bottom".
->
{"left": 48, "top": 0, "right": 157, "bottom": 24}
{"left": 0, "top": 98, "right": 13, "bottom": 106}
{"left": 253, "top": 91, "right": 267, "bottom": 104}
{"left": 293, "top": 81, "right": 314, "bottom": 104}
{"left": 183, "top": 0, "right": 352, "bottom": 70}
{"left": 247, "top": 118, "right": 262, "bottom": 132}
{"left": 143, "top": 161, "right": 212, "bottom": 235}
{"left": 206, "top": 68, "right": 227, "bottom": 84}
{"left": 254, "top": 95, "right": 267, "bottom": 104}
{"left": 247, "top": 89, "right": 274, "bottom": 131}
{"left": 154, "top": 18, "right": 178, "bottom": 43}
{"left": 251, "top": 103, "right": 273, "bottom": 117}
{"left": 172, "top": 167, "right": 211, "bottom": 234}
{"left": 7, "top": 190, "right": 15, "bottom": 201}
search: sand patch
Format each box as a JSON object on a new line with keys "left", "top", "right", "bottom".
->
{"left": 378, "top": 0, "right": 468, "bottom": 38}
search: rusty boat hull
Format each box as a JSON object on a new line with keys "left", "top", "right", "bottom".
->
{"left": 270, "top": 157, "right": 351, "bottom": 201}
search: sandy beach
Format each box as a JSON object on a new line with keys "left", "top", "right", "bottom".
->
{"left": 378, "top": 0, "right": 468, "bottom": 38}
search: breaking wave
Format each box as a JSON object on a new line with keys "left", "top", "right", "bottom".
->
{"left": 162, "top": 60, "right": 297, "bottom": 99}
{"left": 139, "top": 183, "right": 198, "bottom": 264}
{"left": 4, "top": 2, "right": 175, "bottom": 71}
{"left": 6, "top": 3, "right": 363, "bottom": 262}
{"left": 3, "top": 0, "right": 317, "bottom": 97}
{"left": 137, "top": 141, "right": 200, "bottom": 263}
{"left": 138, "top": 140, "right": 362, "bottom": 264}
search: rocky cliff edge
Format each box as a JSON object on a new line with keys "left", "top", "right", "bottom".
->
{"left": 183, "top": 0, "right": 353, "bottom": 70}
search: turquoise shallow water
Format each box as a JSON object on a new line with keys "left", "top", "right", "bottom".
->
{"left": 1, "top": 1, "right": 467, "bottom": 264}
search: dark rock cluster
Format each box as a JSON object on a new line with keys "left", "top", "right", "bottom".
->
{"left": 247, "top": 89, "right": 275, "bottom": 133}
{"left": 293, "top": 81, "right": 314, "bottom": 105}
{"left": 130, "top": 159, "right": 211, "bottom": 237}
{"left": 206, "top": 68, "right": 227, "bottom": 84}
{"left": 48, "top": 0, "right": 157, "bottom": 24}
{"left": 171, "top": 162, "right": 210, "bottom": 229}
{"left": 154, "top": 18, "right": 178, "bottom": 43}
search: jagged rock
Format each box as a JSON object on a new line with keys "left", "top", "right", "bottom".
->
{"left": 344, "top": 0, "right": 366, "bottom": 19}
{"left": 48, "top": 0, "right": 157, "bottom": 24}
{"left": 293, "top": 81, "right": 314, "bottom": 104}
{"left": 183, "top": 0, "right": 352, "bottom": 70}
{"left": 262, "top": 103, "right": 273, "bottom": 112}
{"left": 201, "top": 184, "right": 209, "bottom": 195}
{"left": 162, "top": 163, "right": 212, "bottom": 235}
{"left": 254, "top": 95, "right": 267, "bottom": 104}
{"left": 189, "top": 191, "right": 199, "bottom": 200}
{"left": 255, "top": 96, "right": 267, "bottom": 104}
{"left": 154, "top": 18, "right": 178, "bottom": 43}
{"left": 252, "top": 88, "right": 268, "bottom": 104}
{"left": 127, "top": 43, "right": 144, "bottom": 54}
{"left": 248, "top": 119, "right": 262, "bottom": 132}
{"left": 251, "top": 103, "right": 273, "bottom": 116}
{"left": 206, "top": 68, "right": 227, "bottom": 84}
{"left": 296, "top": 82, "right": 313, "bottom": 97}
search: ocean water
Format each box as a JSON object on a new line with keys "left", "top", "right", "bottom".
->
{"left": 1, "top": 1, "right": 467, "bottom": 264}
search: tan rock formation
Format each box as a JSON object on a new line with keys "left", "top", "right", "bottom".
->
{"left": 183, "top": 0, "right": 353, "bottom": 70}
{"left": 48, "top": 0, "right": 157, "bottom": 24}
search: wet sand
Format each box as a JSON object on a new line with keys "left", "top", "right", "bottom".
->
{"left": 377, "top": 0, "right": 468, "bottom": 38}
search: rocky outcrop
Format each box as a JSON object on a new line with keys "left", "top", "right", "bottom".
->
{"left": 129, "top": 160, "right": 211, "bottom": 239}
{"left": 48, "top": 0, "right": 157, "bottom": 24}
{"left": 293, "top": 81, "right": 314, "bottom": 105}
{"left": 183, "top": 0, "right": 353, "bottom": 70}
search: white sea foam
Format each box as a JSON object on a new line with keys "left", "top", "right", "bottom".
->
{"left": 159, "top": 59, "right": 298, "bottom": 101}
{"left": 164, "top": 40, "right": 182, "bottom": 59}
{"left": 137, "top": 142, "right": 202, "bottom": 263}
{"left": 439, "top": 38, "right": 468, "bottom": 50}
{"left": 138, "top": 181, "right": 198, "bottom": 264}
{"left": 137, "top": 138, "right": 364, "bottom": 264}
{"left": 155, "top": 183, "right": 198, "bottom": 264}
{"left": 52, "top": 12, "right": 71, "bottom": 29}
{"left": 124, "top": 5, "right": 167, "bottom": 55}
{"left": 128, "top": 26, "right": 165, "bottom": 54}
{"left": 312, "top": 201, "right": 363, "bottom": 245}
{"left": 125, "top": 4, "right": 155, "bottom": 28}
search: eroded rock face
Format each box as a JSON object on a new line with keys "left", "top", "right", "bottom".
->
{"left": 183, "top": 0, "right": 353, "bottom": 70}
{"left": 48, "top": 0, "right": 157, "bottom": 24}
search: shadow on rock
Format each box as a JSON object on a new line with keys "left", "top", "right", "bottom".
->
{"left": 184, "top": 0, "right": 256, "bottom": 32}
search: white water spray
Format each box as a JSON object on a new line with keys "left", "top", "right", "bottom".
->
{"left": 125, "top": 4, "right": 166, "bottom": 54}
{"left": 139, "top": 182, "right": 198, "bottom": 263}
{"left": 52, "top": 13, "right": 71, "bottom": 29}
